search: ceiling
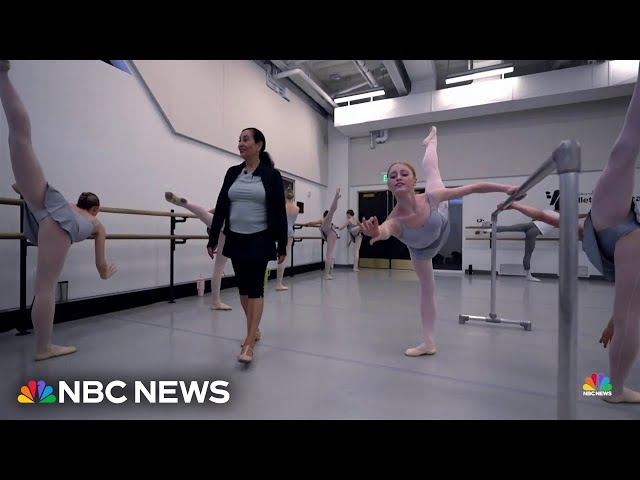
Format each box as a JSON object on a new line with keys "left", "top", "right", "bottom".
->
{"left": 264, "top": 60, "right": 603, "bottom": 116}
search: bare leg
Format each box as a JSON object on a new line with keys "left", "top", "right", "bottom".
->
{"left": 276, "top": 236, "right": 293, "bottom": 290}
{"left": 353, "top": 234, "right": 362, "bottom": 271}
{"left": 164, "top": 192, "right": 213, "bottom": 226}
{"left": 591, "top": 65, "right": 640, "bottom": 231}
{"left": 321, "top": 188, "right": 340, "bottom": 233}
{"left": 405, "top": 256, "right": 437, "bottom": 356}
{"left": 210, "top": 232, "right": 231, "bottom": 310}
{"left": 422, "top": 126, "right": 445, "bottom": 192}
{"left": 604, "top": 231, "right": 640, "bottom": 403}
{"left": 0, "top": 62, "right": 47, "bottom": 210}
{"left": 32, "top": 217, "right": 76, "bottom": 361}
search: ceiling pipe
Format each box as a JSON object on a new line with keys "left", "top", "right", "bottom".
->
{"left": 272, "top": 68, "right": 338, "bottom": 108}
{"left": 381, "top": 60, "right": 411, "bottom": 96}
{"left": 353, "top": 60, "right": 379, "bottom": 88}
{"left": 334, "top": 81, "right": 370, "bottom": 96}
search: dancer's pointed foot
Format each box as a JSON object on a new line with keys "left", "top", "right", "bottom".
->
{"left": 422, "top": 126, "right": 437, "bottom": 145}
{"left": 165, "top": 191, "right": 187, "bottom": 206}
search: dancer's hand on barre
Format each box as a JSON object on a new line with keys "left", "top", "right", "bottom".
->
{"left": 99, "top": 263, "right": 118, "bottom": 280}
{"left": 506, "top": 186, "right": 527, "bottom": 200}
{"left": 277, "top": 255, "right": 286, "bottom": 264}
{"left": 497, "top": 201, "right": 516, "bottom": 210}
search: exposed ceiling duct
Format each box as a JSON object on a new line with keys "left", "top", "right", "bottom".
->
{"left": 272, "top": 68, "right": 338, "bottom": 108}
{"left": 382, "top": 60, "right": 411, "bottom": 96}
{"left": 352, "top": 60, "right": 379, "bottom": 88}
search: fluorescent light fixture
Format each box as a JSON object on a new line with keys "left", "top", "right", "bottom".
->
{"left": 335, "top": 89, "right": 386, "bottom": 104}
{"left": 445, "top": 62, "right": 514, "bottom": 85}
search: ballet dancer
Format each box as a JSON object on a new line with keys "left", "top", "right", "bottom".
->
{"left": 306, "top": 188, "right": 341, "bottom": 280}
{"left": 360, "top": 126, "right": 523, "bottom": 357}
{"left": 164, "top": 192, "right": 232, "bottom": 310}
{"left": 275, "top": 188, "right": 299, "bottom": 291}
{"left": 0, "top": 60, "right": 117, "bottom": 361}
{"left": 337, "top": 209, "right": 362, "bottom": 272}
{"left": 498, "top": 63, "right": 640, "bottom": 403}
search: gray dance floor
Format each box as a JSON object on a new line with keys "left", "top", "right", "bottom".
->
{"left": 1, "top": 268, "right": 637, "bottom": 420}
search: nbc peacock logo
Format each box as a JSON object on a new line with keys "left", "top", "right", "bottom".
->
{"left": 18, "top": 380, "right": 57, "bottom": 404}
{"left": 582, "top": 373, "right": 613, "bottom": 397}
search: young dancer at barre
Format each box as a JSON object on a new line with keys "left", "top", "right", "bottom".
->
{"left": 164, "top": 193, "right": 232, "bottom": 310}
{"left": 360, "top": 126, "right": 523, "bottom": 357}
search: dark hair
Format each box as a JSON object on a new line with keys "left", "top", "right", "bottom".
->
{"left": 77, "top": 192, "right": 100, "bottom": 210}
{"left": 243, "top": 127, "right": 274, "bottom": 168}
{"left": 323, "top": 210, "right": 329, "bottom": 218}
{"left": 346, "top": 209, "right": 355, "bottom": 216}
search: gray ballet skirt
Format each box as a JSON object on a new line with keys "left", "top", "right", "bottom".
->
{"left": 581, "top": 200, "right": 640, "bottom": 282}
{"left": 23, "top": 184, "right": 97, "bottom": 245}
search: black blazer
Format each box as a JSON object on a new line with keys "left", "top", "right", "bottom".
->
{"left": 207, "top": 161, "right": 288, "bottom": 257}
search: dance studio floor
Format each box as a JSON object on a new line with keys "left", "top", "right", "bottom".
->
{"left": 1, "top": 268, "right": 638, "bottom": 420}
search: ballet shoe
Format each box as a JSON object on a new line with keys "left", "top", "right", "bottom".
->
{"left": 0, "top": 60, "right": 10, "bottom": 71}
{"left": 275, "top": 284, "right": 289, "bottom": 291}
{"left": 210, "top": 302, "right": 232, "bottom": 310}
{"left": 35, "top": 344, "right": 77, "bottom": 361}
{"left": 238, "top": 345, "right": 254, "bottom": 364}
{"left": 422, "top": 126, "right": 437, "bottom": 145}
{"left": 404, "top": 344, "right": 437, "bottom": 356}
{"left": 603, "top": 387, "right": 640, "bottom": 404}
{"left": 525, "top": 272, "right": 541, "bottom": 282}
{"left": 164, "top": 191, "right": 187, "bottom": 206}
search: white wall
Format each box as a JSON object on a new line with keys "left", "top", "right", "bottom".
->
{"left": 326, "top": 122, "right": 351, "bottom": 266}
{"left": 132, "top": 60, "right": 329, "bottom": 185}
{"left": 348, "top": 96, "right": 631, "bottom": 186}
{"left": 0, "top": 60, "right": 328, "bottom": 311}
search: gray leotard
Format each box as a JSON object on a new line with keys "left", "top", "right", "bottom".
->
{"left": 582, "top": 200, "right": 640, "bottom": 282}
{"left": 287, "top": 212, "right": 298, "bottom": 237}
{"left": 23, "top": 184, "right": 97, "bottom": 246}
{"left": 396, "top": 192, "right": 450, "bottom": 260}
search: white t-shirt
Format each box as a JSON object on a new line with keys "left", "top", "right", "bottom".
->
{"left": 533, "top": 210, "right": 559, "bottom": 236}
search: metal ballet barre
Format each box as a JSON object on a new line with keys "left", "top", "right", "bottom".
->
{"left": 458, "top": 139, "right": 581, "bottom": 420}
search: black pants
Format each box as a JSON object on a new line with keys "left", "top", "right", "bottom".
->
{"left": 223, "top": 229, "right": 275, "bottom": 299}
{"left": 231, "top": 257, "right": 269, "bottom": 298}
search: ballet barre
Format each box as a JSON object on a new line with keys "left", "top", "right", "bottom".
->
{"left": 0, "top": 196, "right": 325, "bottom": 330}
{"left": 458, "top": 139, "right": 581, "bottom": 421}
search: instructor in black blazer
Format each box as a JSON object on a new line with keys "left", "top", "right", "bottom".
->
{"left": 207, "top": 127, "right": 287, "bottom": 364}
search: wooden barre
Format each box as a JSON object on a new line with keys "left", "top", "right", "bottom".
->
{"left": 0, "top": 197, "right": 200, "bottom": 218}
{"left": 98, "top": 206, "right": 198, "bottom": 218}
{"left": 104, "top": 234, "right": 208, "bottom": 240}
{"left": 0, "top": 232, "right": 324, "bottom": 241}
{"left": 0, "top": 197, "right": 23, "bottom": 206}
{"left": 465, "top": 237, "right": 559, "bottom": 241}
